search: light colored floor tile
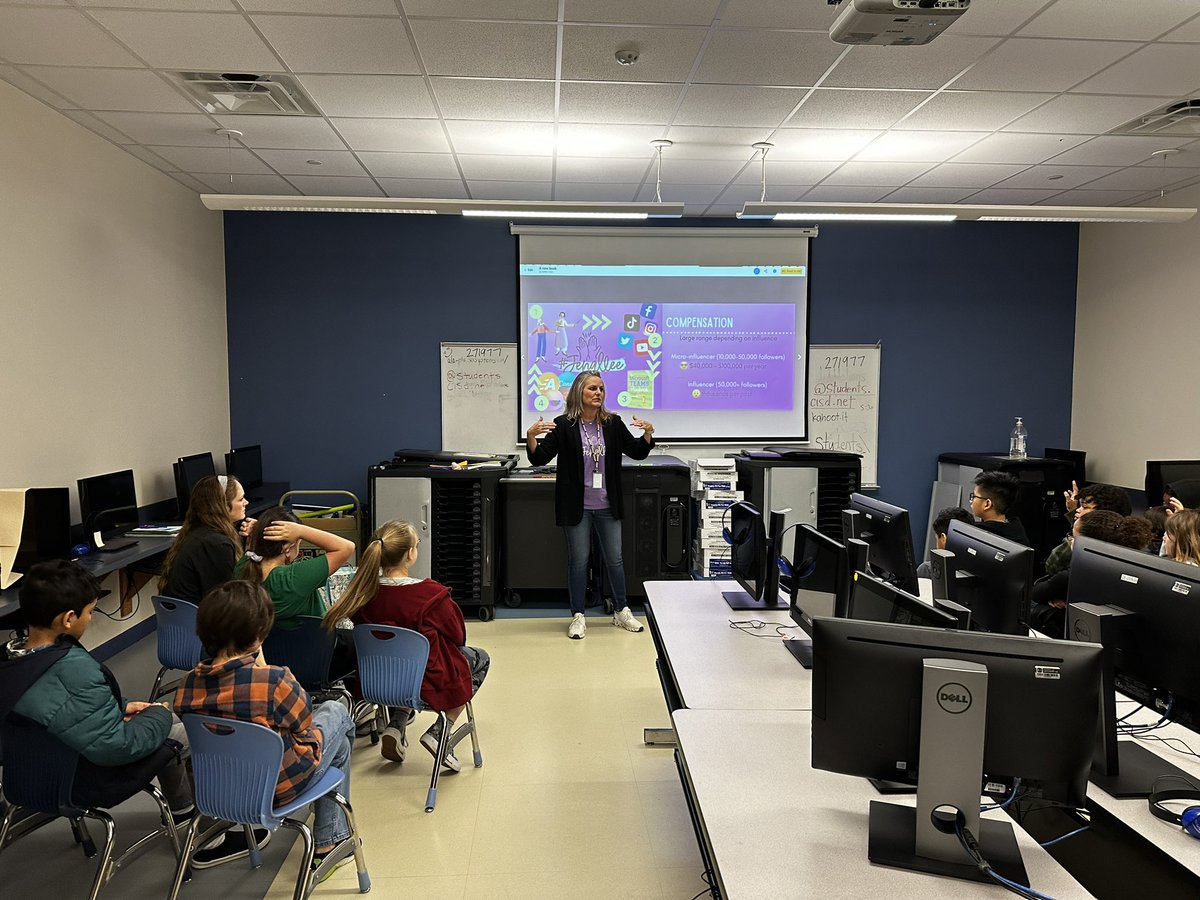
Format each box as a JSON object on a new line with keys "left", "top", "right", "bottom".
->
{"left": 465, "top": 868, "right": 665, "bottom": 899}
{"left": 657, "top": 865, "right": 713, "bottom": 899}
{"left": 636, "top": 780, "right": 706, "bottom": 870}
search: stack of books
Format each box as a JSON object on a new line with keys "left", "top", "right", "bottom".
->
{"left": 689, "top": 458, "right": 742, "bottom": 579}
{"left": 124, "top": 524, "right": 182, "bottom": 537}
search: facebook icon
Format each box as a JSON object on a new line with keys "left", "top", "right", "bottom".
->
{"left": 641, "top": 303, "right": 657, "bottom": 319}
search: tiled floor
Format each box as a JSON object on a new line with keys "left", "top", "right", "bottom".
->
{"left": 264, "top": 612, "right": 708, "bottom": 900}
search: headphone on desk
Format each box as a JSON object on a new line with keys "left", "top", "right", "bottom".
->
{"left": 721, "top": 501, "right": 760, "bottom": 546}
{"left": 1148, "top": 776, "right": 1200, "bottom": 839}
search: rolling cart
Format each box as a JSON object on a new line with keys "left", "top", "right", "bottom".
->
{"left": 281, "top": 490, "right": 364, "bottom": 565}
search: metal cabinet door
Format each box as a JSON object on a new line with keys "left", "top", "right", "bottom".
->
{"left": 372, "top": 475, "right": 432, "bottom": 580}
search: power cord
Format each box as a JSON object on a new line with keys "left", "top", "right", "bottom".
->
{"left": 728, "top": 619, "right": 802, "bottom": 639}
{"left": 954, "top": 817, "right": 1056, "bottom": 900}
{"left": 688, "top": 868, "right": 718, "bottom": 900}
{"left": 95, "top": 582, "right": 141, "bottom": 621}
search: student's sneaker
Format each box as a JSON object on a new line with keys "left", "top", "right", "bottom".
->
{"left": 567, "top": 612, "right": 587, "bottom": 640}
{"left": 380, "top": 724, "right": 408, "bottom": 762}
{"left": 192, "top": 827, "right": 272, "bottom": 868}
{"left": 612, "top": 606, "right": 644, "bottom": 633}
{"left": 311, "top": 841, "right": 355, "bottom": 885}
{"left": 419, "top": 724, "right": 462, "bottom": 773}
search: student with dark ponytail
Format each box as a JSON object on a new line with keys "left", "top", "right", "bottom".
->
{"left": 159, "top": 475, "right": 252, "bottom": 603}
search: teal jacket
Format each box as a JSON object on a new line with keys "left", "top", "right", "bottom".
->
{"left": 2, "top": 638, "right": 171, "bottom": 766}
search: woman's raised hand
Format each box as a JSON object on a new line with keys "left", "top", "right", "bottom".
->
{"left": 526, "top": 416, "right": 556, "bottom": 440}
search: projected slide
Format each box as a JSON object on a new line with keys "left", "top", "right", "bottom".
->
{"left": 520, "top": 264, "right": 809, "bottom": 441}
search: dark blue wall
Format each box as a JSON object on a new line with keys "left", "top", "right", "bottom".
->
{"left": 225, "top": 214, "right": 1078, "bottom": 538}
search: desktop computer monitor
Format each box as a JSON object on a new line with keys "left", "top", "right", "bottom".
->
{"left": 845, "top": 570, "right": 959, "bottom": 630}
{"left": 1145, "top": 459, "right": 1200, "bottom": 506}
{"left": 844, "top": 493, "right": 918, "bottom": 594}
{"left": 812, "top": 617, "right": 1102, "bottom": 887}
{"left": 174, "top": 452, "right": 216, "bottom": 519}
{"left": 787, "top": 525, "right": 852, "bottom": 631}
{"left": 225, "top": 444, "right": 263, "bottom": 491}
{"left": 1066, "top": 535, "right": 1200, "bottom": 797}
{"left": 930, "top": 520, "right": 1034, "bottom": 636}
{"left": 722, "top": 503, "right": 787, "bottom": 612}
{"left": 77, "top": 469, "right": 139, "bottom": 542}
{"left": 13, "top": 487, "right": 72, "bottom": 571}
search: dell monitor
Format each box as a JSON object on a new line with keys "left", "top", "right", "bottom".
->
{"left": 1066, "top": 536, "right": 1200, "bottom": 797}
{"left": 722, "top": 503, "right": 788, "bottom": 612}
{"left": 77, "top": 469, "right": 139, "bottom": 552}
{"left": 845, "top": 570, "right": 960, "bottom": 630}
{"left": 930, "top": 519, "right": 1034, "bottom": 636}
{"left": 13, "top": 487, "right": 72, "bottom": 571}
{"left": 844, "top": 493, "right": 918, "bottom": 594}
{"left": 174, "top": 452, "right": 216, "bottom": 519}
{"left": 1145, "top": 460, "right": 1200, "bottom": 507}
{"left": 782, "top": 525, "right": 865, "bottom": 667}
{"left": 812, "top": 617, "right": 1103, "bottom": 887}
{"left": 225, "top": 444, "right": 263, "bottom": 491}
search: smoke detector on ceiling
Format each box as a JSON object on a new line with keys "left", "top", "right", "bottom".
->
{"left": 171, "top": 72, "right": 320, "bottom": 116}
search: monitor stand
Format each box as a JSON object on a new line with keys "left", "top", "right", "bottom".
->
{"left": 721, "top": 589, "right": 787, "bottom": 612}
{"left": 868, "top": 777, "right": 916, "bottom": 795}
{"left": 783, "top": 638, "right": 812, "bottom": 668}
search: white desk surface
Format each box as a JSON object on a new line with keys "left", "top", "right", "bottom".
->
{"left": 673, "top": 708, "right": 1094, "bottom": 900}
{"left": 644, "top": 579, "right": 811, "bottom": 711}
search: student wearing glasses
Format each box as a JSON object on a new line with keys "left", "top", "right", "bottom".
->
{"left": 968, "top": 471, "right": 1030, "bottom": 545}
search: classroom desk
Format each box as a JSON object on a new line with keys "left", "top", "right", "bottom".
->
{"left": 672, "top": 708, "right": 1093, "bottom": 900}
{"left": 644, "top": 578, "right": 810, "bottom": 711}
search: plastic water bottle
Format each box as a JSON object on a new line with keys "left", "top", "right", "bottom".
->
{"left": 1009, "top": 417, "right": 1028, "bottom": 460}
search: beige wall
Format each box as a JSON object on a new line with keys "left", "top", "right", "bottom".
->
{"left": 1073, "top": 183, "right": 1200, "bottom": 491}
{"left": 0, "top": 80, "right": 228, "bottom": 518}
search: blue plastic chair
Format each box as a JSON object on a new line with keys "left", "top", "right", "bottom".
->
{"left": 352, "top": 624, "right": 482, "bottom": 813}
{"left": 149, "top": 596, "right": 203, "bottom": 701}
{"left": 0, "top": 716, "right": 181, "bottom": 900}
{"left": 262, "top": 616, "right": 353, "bottom": 707}
{"left": 168, "top": 714, "right": 370, "bottom": 900}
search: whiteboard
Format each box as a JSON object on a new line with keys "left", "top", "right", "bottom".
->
{"left": 440, "top": 342, "right": 519, "bottom": 454}
{"left": 807, "top": 344, "right": 882, "bottom": 488}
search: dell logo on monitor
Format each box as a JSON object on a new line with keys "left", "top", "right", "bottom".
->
{"left": 936, "top": 683, "right": 972, "bottom": 714}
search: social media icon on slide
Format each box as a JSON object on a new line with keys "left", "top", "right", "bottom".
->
{"left": 641, "top": 303, "right": 657, "bottom": 319}
{"left": 634, "top": 339, "right": 650, "bottom": 356}
{"left": 617, "top": 333, "right": 633, "bottom": 349}
{"left": 644, "top": 322, "right": 658, "bottom": 335}
{"left": 624, "top": 314, "right": 641, "bottom": 331}
{"left": 647, "top": 332, "right": 663, "bottom": 349}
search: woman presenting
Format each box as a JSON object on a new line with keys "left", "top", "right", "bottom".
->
{"left": 527, "top": 371, "right": 655, "bottom": 639}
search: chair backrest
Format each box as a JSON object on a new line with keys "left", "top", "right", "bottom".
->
{"left": 180, "top": 714, "right": 284, "bottom": 828}
{"left": 0, "top": 716, "right": 82, "bottom": 817}
{"left": 261, "top": 616, "right": 337, "bottom": 689}
{"left": 352, "top": 625, "right": 429, "bottom": 709}
{"left": 152, "top": 595, "right": 203, "bottom": 671}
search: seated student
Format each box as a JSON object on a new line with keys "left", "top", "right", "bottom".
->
{"left": 1045, "top": 482, "right": 1133, "bottom": 576}
{"left": 968, "top": 471, "right": 1030, "bottom": 545}
{"left": 0, "top": 560, "right": 263, "bottom": 867}
{"left": 1163, "top": 508, "right": 1200, "bottom": 566}
{"left": 1144, "top": 505, "right": 1169, "bottom": 556}
{"left": 1164, "top": 479, "right": 1200, "bottom": 513}
{"left": 1028, "top": 511, "right": 1153, "bottom": 638}
{"left": 915, "top": 506, "right": 973, "bottom": 579}
{"left": 159, "top": 475, "right": 253, "bottom": 603}
{"left": 175, "top": 581, "right": 357, "bottom": 878}
{"left": 322, "top": 520, "right": 489, "bottom": 769}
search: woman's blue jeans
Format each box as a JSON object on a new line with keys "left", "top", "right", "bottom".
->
{"left": 564, "top": 508, "right": 627, "bottom": 614}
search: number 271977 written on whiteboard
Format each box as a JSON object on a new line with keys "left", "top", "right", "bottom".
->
{"left": 822, "top": 355, "right": 866, "bottom": 369}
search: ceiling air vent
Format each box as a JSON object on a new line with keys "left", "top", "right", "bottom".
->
{"left": 1113, "top": 99, "right": 1200, "bottom": 137}
{"left": 171, "top": 72, "right": 320, "bottom": 116}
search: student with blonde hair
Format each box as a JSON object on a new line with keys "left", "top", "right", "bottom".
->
{"left": 1164, "top": 508, "right": 1200, "bottom": 566}
{"left": 159, "top": 475, "right": 252, "bottom": 603}
{"left": 323, "top": 520, "right": 489, "bottom": 767}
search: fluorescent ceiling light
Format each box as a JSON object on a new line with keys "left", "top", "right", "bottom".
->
{"left": 738, "top": 201, "right": 1196, "bottom": 224}
{"left": 462, "top": 209, "right": 648, "bottom": 219}
{"left": 201, "top": 195, "right": 684, "bottom": 219}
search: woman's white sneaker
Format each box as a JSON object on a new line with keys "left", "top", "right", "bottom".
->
{"left": 567, "top": 613, "right": 587, "bottom": 639}
{"left": 612, "top": 607, "right": 644, "bottom": 632}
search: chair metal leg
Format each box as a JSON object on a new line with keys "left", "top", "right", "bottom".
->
{"left": 149, "top": 665, "right": 169, "bottom": 701}
{"left": 465, "top": 701, "right": 482, "bottom": 768}
{"left": 0, "top": 802, "right": 17, "bottom": 852}
{"left": 142, "top": 783, "right": 183, "bottom": 862}
{"left": 244, "top": 823, "right": 263, "bottom": 868}
{"left": 329, "top": 792, "right": 371, "bottom": 894}
{"left": 74, "top": 816, "right": 98, "bottom": 857}
{"left": 166, "top": 812, "right": 203, "bottom": 900}
{"left": 83, "top": 810, "right": 117, "bottom": 900}
{"left": 282, "top": 819, "right": 316, "bottom": 900}
{"left": 425, "top": 711, "right": 449, "bottom": 813}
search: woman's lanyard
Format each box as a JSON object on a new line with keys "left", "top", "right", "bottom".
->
{"left": 581, "top": 419, "right": 605, "bottom": 466}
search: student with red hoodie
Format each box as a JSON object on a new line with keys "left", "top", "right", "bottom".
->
{"left": 323, "top": 521, "right": 488, "bottom": 769}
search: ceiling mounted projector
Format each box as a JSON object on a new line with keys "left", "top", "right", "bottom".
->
{"left": 830, "top": 0, "right": 970, "bottom": 46}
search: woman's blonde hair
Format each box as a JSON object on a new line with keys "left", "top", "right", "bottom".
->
{"left": 158, "top": 475, "right": 242, "bottom": 593}
{"left": 564, "top": 371, "right": 611, "bottom": 424}
{"left": 322, "top": 520, "right": 419, "bottom": 630}
{"left": 1166, "top": 509, "right": 1200, "bottom": 565}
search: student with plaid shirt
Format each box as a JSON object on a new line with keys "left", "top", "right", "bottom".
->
{"left": 174, "top": 581, "right": 357, "bottom": 877}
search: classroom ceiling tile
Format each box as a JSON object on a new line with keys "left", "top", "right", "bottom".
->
{"left": 566, "top": 0, "right": 720, "bottom": 27}
{"left": 674, "top": 85, "right": 803, "bottom": 128}
{"left": 693, "top": 31, "right": 845, "bottom": 87}
{"left": 800, "top": 185, "right": 897, "bottom": 202}
{"left": 641, "top": 158, "right": 745, "bottom": 184}
{"left": 122, "top": 144, "right": 179, "bottom": 171}
{"left": 331, "top": 117, "right": 450, "bottom": 153}
{"left": 951, "top": 132, "right": 1091, "bottom": 164}
{"left": 561, "top": 25, "right": 707, "bottom": 83}
{"left": 819, "top": 161, "right": 934, "bottom": 186}
{"left": 469, "top": 180, "right": 553, "bottom": 200}
{"left": 1072, "top": 166, "right": 1200, "bottom": 192}
{"left": 284, "top": 174, "right": 384, "bottom": 196}
{"left": 1042, "top": 188, "right": 1158, "bottom": 205}
{"left": 897, "top": 92, "right": 1055, "bottom": 132}
{"left": 0, "top": 65, "right": 74, "bottom": 108}
{"left": 93, "top": 111, "right": 228, "bottom": 146}
{"left": 967, "top": 187, "right": 1067, "bottom": 204}
{"left": 908, "top": 162, "right": 1028, "bottom": 188}
{"left": 952, "top": 0, "right": 1054, "bottom": 37}
{"left": 854, "top": 131, "right": 988, "bottom": 163}
{"left": 88, "top": 11, "right": 280, "bottom": 71}
{"left": 718, "top": 0, "right": 838, "bottom": 29}
{"left": 991, "top": 164, "right": 1120, "bottom": 190}
{"left": 241, "top": 0, "right": 398, "bottom": 12}
{"left": 1018, "top": 0, "right": 1199, "bottom": 42}
{"left": 955, "top": 38, "right": 1139, "bottom": 93}
{"left": 1002, "top": 94, "right": 1174, "bottom": 134}
{"left": 377, "top": 177, "right": 468, "bottom": 199}
{"left": 1163, "top": 16, "right": 1200, "bottom": 42}
{"left": 60, "top": 109, "right": 135, "bottom": 144}
{"left": 403, "top": 0, "right": 556, "bottom": 18}
{"left": 167, "top": 172, "right": 216, "bottom": 192}
{"left": 787, "top": 90, "right": 931, "bottom": 130}
{"left": 147, "top": 144, "right": 274, "bottom": 173}
{"left": 880, "top": 186, "right": 981, "bottom": 204}
{"left": 662, "top": 125, "right": 776, "bottom": 159}
{"left": 252, "top": 148, "right": 366, "bottom": 176}
{"left": 214, "top": 113, "right": 344, "bottom": 150}
{"left": 1044, "top": 135, "right": 1193, "bottom": 167}
{"left": 554, "top": 181, "right": 641, "bottom": 201}
{"left": 446, "top": 120, "right": 554, "bottom": 156}
{"left": 432, "top": 78, "right": 556, "bottom": 122}
{"left": 457, "top": 154, "right": 554, "bottom": 181}
{"left": 0, "top": 8, "right": 140, "bottom": 66}
{"left": 558, "top": 81, "right": 683, "bottom": 125}
{"left": 79, "top": 0, "right": 236, "bottom": 9}
{"left": 194, "top": 172, "right": 298, "bottom": 193}
{"left": 556, "top": 122, "right": 664, "bottom": 157}
{"left": 555, "top": 156, "right": 651, "bottom": 183}
{"left": 356, "top": 151, "right": 460, "bottom": 179}
{"left": 18, "top": 66, "right": 197, "bottom": 113}
{"left": 251, "top": 15, "right": 419, "bottom": 76}
{"left": 297, "top": 75, "right": 436, "bottom": 118}
{"left": 733, "top": 159, "right": 841, "bottom": 185}
{"left": 635, "top": 182, "right": 725, "bottom": 204}
{"left": 1071, "top": 43, "right": 1200, "bottom": 97}
{"left": 823, "top": 35, "right": 1001, "bottom": 90}
{"left": 410, "top": 20, "right": 557, "bottom": 79}
{"left": 772, "top": 129, "right": 882, "bottom": 161}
